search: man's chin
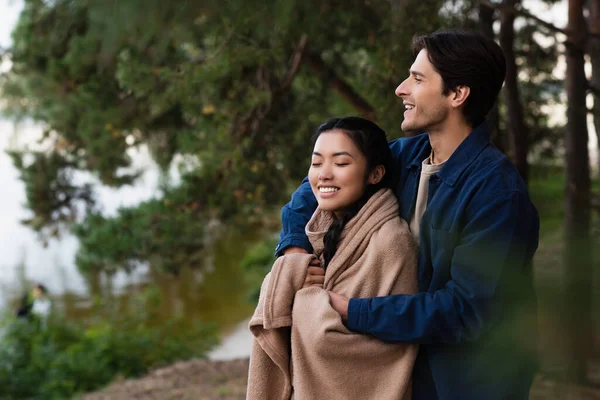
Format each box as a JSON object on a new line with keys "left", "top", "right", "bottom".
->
{"left": 401, "top": 123, "right": 425, "bottom": 135}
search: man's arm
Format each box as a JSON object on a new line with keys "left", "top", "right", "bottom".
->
{"left": 346, "top": 190, "right": 539, "bottom": 344}
{"left": 275, "top": 177, "right": 317, "bottom": 256}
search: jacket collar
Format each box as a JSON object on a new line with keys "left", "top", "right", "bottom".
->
{"left": 407, "top": 122, "right": 490, "bottom": 187}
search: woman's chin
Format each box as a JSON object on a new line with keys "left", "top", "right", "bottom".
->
{"left": 317, "top": 200, "right": 345, "bottom": 214}
{"left": 317, "top": 201, "right": 336, "bottom": 212}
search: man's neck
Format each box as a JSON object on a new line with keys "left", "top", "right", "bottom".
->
{"left": 427, "top": 118, "right": 472, "bottom": 164}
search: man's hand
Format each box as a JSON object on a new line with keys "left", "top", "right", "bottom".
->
{"left": 302, "top": 258, "right": 324, "bottom": 288}
{"left": 328, "top": 291, "right": 349, "bottom": 321}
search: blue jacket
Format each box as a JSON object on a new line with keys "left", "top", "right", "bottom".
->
{"left": 276, "top": 123, "right": 540, "bottom": 400}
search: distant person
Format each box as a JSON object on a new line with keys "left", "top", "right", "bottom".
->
{"left": 15, "top": 283, "right": 52, "bottom": 322}
{"left": 277, "top": 30, "right": 540, "bottom": 400}
{"left": 247, "top": 117, "right": 419, "bottom": 399}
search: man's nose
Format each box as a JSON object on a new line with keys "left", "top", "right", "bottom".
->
{"left": 395, "top": 78, "right": 409, "bottom": 98}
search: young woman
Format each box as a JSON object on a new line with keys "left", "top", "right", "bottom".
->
{"left": 248, "top": 117, "right": 418, "bottom": 400}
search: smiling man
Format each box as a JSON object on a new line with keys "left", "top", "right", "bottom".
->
{"left": 276, "top": 30, "right": 540, "bottom": 400}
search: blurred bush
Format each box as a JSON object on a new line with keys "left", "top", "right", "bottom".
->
{"left": 0, "top": 286, "right": 218, "bottom": 400}
{"left": 241, "top": 237, "right": 278, "bottom": 303}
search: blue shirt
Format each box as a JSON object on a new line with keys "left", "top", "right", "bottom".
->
{"left": 276, "top": 123, "right": 540, "bottom": 400}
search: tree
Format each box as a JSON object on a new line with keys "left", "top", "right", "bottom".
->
{"left": 564, "top": 0, "right": 593, "bottom": 384}
{"left": 2, "top": 0, "right": 445, "bottom": 273}
{"left": 499, "top": 0, "right": 529, "bottom": 183}
{"left": 478, "top": 1, "right": 506, "bottom": 153}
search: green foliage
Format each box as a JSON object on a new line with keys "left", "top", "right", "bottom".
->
{"left": 1, "top": 0, "right": 446, "bottom": 274}
{"left": 240, "top": 237, "right": 278, "bottom": 302}
{"left": 7, "top": 150, "right": 96, "bottom": 239}
{"left": 529, "top": 165, "right": 566, "bottom": 235}
{"left": 72, "top": 195, "right": 207, "bottom": 274}
{"left": 0, "top": 286, "right": 218, "bottom": 400}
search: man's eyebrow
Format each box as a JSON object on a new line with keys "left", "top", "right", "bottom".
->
{"left": 410, "top": 69, "right": 425, "bottom": 78}
{"left": 312, "top": 151, "right": 355, "bottom": 159}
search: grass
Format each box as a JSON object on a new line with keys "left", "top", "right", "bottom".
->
{"left": 529, "top": 166, "right": 600, "bottom": 381}
{"left": 529, "top": 167, "right": 566, "bottom": 237}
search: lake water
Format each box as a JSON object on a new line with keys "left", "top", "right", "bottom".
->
{"left": 0, "top": 120, "right": 258, "bottom": 360}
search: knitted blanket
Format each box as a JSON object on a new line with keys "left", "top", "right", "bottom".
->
{"left": 247, "top": 189, "right": 418, "bottom": 400}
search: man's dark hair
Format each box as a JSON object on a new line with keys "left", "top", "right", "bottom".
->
{"left": 412, "top": 30, "right": 506, "bottom": 127}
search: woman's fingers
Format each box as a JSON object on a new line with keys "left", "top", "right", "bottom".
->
{"left": 306, "top": 266, "right": 325, "bottom": 275}
{"left": 309, "top": 258, "right": 322, "bottom": 267}
{"left": 305, "top": 275, "right": 325, "bottom": 285}
{"left": 302, "top": 266, "right": 325, "bottom": 288}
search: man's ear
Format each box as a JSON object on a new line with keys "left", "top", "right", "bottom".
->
{"left": 451, "top": 85, "right": 470, "bottom": 108}
{"left": 368, "top": 165, "right": 386, "bottom": 185}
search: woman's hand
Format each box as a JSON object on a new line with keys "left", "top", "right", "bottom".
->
{"left": 302, "top": 258, "right": 325, "bottom": 289}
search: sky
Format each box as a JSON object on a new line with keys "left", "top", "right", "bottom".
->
{"left": 0, "top": 0, "right": 21, "bottom": 49}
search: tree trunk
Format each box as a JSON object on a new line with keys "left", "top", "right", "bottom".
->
{"left": 499, "top": 0, "right": 529, "bottom": 183}
{"left": 564, "top": 0, "right": 593, "bottom": 384}
{"left": 588, "top": 0, "right": 600, "bottom": 178}
{"left": 478, "top": 2, "right": 506, "bottom": 154}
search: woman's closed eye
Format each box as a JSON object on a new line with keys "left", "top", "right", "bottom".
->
{"left": 311, "top": 162, "right": 322, "bottom": 167}
{"left": 335, "top": 163, "right": 349, "bottom": 167}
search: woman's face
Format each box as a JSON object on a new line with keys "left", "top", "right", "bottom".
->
{"left": 309, "top": 130, "right": 369, "bottom": 213}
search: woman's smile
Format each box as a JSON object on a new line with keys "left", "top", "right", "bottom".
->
{"left": 318, "top": 186, "right": 340, "bottom": 198}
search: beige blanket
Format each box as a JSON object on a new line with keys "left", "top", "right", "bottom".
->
{"left": 247, "top": 189, "right": 418, "bottom": 400}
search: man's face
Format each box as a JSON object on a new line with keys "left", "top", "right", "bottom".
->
{"left": 395, "top": 49, "right": 452, "bottom": 133}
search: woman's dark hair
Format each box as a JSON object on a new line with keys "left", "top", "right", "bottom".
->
{"left": 312, "top": 116, "right": 394, "bottom": 270}
{"left": 412, "top": 29, "right": 506, "bottom": 127}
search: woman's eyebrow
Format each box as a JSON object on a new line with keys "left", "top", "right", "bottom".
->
{"left": 333, "top": 151, "right": 355, "bottom": 159}
{"left": 312, "top": 151, "right": 355, "bottom": 159}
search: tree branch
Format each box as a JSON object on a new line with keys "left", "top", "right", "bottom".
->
{"left": 279, "top": 34, "right": 308, "bottom": 92}
{"left": 304, "top": 51, "right": 375, "bottom": 119}
{"left": 480, "top": 0, "right": 600, "bottom": 39}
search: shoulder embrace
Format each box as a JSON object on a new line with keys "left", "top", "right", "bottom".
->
{"left": 389, "top": 133, "right": 429, "bottom": 162}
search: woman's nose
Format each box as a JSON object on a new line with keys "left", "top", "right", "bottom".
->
{"left": 318, "top": 169, "right": 332, "bottom": 181}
